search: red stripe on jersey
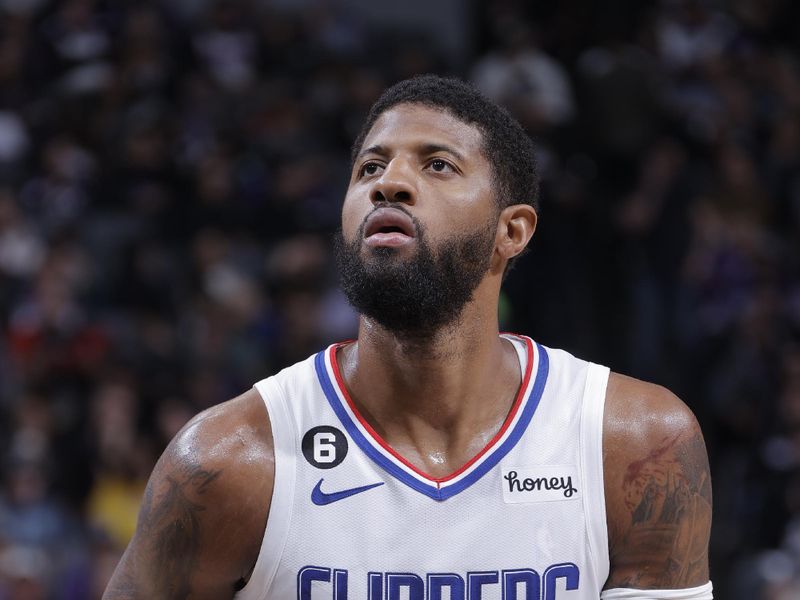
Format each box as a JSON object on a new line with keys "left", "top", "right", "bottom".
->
{"left": 328, "top": 335, "right": 535, "bottom": 485}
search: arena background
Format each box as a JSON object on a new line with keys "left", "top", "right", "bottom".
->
{"left": 0, "top": 0, "right": 798, "bottom": 597}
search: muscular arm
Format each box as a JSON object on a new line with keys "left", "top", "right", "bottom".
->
{"left": 603, "top": 374, "right": 712, "bottom": 590}
{"left": 104, "top": 389, "right": 274, "bottom": 599}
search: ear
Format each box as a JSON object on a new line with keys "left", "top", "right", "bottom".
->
{"left": 494, "top": 203, "right": 537, "bottom": 266}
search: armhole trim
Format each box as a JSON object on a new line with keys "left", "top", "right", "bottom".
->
{"left": 234, "top": 377, "right": 297, "bottom": 600}
{"left": 580, "top": 362, "right": 611, "bottom": 589}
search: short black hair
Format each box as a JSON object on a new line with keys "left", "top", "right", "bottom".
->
{"left": 351, "top": 74, "right": 540, "bottom": 213}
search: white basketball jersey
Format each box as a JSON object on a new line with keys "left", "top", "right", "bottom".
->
{"left": 236, "top": 334, "right": 611, "bottom": 600}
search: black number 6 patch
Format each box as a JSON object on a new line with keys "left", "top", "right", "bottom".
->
{"left": 302, "top": 426, "right": 348, "bottom": 469}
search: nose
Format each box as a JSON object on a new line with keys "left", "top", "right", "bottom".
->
{"left": 370, "top": 159, "right": 416, "bottom": 205}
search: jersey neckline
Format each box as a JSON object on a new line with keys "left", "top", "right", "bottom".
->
{"left": 313, "top": 334, "right": 550, "bottom": 501}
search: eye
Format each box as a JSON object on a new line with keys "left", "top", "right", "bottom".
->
{"left": 428, "top": 158, "right": 454, "bottom": 173}
{"left": 359, "top": 162, "right": 383, "bottom": 177}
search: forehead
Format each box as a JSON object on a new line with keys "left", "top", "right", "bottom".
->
{"left": 359, "top": 103, "right": 486, "bottom": 159}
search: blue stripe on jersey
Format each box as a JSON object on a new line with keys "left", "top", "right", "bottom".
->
{"left": 313, "top": 340, "right": 550, "bottom": 501}
{"left": 435, "top": 343, "right": 549, "bottom": 500}
{"left": 314, "top": 351, "right": 440, "bottom": 497}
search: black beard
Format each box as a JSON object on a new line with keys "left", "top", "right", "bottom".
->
{"left": 334, "top": 210, "right": 496, "bottom": 338}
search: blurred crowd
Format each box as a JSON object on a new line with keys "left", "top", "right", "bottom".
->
{"left": 0, "top": 0, "right": 798, "bottom": 597}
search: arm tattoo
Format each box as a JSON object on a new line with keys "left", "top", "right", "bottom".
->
{"left": 138, "top": 462, "right": 223, "bottom": 598}
{"left": 613, "top": 432, "right": 712, "bottom": 588}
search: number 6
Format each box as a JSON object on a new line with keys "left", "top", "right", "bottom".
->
{"left": 314, "top": 432, "right": 337, "bottom": 463}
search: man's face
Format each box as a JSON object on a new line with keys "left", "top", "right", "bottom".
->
{"left": 336, "top": 103, "right": 500, "bottom": 336}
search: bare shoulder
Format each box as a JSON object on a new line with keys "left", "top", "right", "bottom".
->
{"left": 604, "top": 373, "right": 703, "bottom": 454}
{"left": 603, "top": 372, "right": 712, "bottom": 590}
{"left": 104, "top": 388, "right": 274, "bottom": 599}
{"left": 155, "top": 387, "right": 275, "bottom": 533}
{"left": 171, "top": 386, "right": 274, "bottom": 483}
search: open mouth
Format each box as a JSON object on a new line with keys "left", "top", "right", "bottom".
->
{"left": 374, "top": 225, "right": 406, "bottom": 235}
{"left": 363, "top": 208, "right": 416, "bottom": 247}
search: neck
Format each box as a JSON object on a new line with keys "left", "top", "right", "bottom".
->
{"left": 337, "top": 289, "right": 522, "bottom": 472}
{"left": 355, "top": 289, "right": 502, "bottom": 392}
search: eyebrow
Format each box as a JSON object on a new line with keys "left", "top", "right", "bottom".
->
{"left": 357, "top": 144, "right": 387, "bottom": 160}
{"left": 356, "top": 143, "right": 467, "bottom": 163}
{"left": 419, "top": 143, "right": 466, "bottom": 163}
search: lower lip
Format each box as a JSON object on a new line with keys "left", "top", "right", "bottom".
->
{"left": 364, "top": 232, "right": 415, "bottom": 248}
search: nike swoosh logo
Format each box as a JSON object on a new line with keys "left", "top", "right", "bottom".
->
{"left": 311, "top": 478, "right": 384, "bottom": 506}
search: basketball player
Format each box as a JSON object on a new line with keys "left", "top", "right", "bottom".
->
{"left": 104, "top": 75, "right": 713, "bottom": 599}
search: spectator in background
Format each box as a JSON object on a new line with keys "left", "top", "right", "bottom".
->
{"left": 472, "top": 21, "right": 576, "bottom": 134}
